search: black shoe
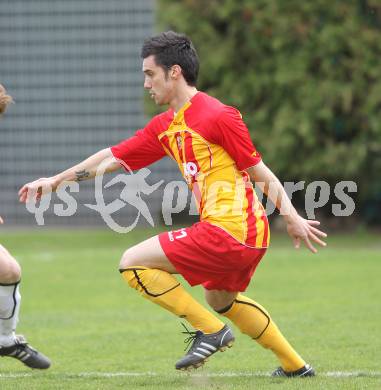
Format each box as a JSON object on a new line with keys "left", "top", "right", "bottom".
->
{"left": 272, "top": 364, "right": 315, "bottom": 377}
{"left": 0, "top": 335, "right": 51, "bottom": 369}
{"left": 175, "top": 324, "right": 234, "bottom": 371}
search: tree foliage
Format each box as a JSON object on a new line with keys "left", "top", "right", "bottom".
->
{"left": 158, "top": 0, "right": 381, "bottom": 222}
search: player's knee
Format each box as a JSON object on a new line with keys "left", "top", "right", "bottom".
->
{"left": 205, "top": 294, "right": 220, "bottom": 311}
{"left": 205, "top": 290, "right": 237, "bottom": 313}
{"left": 0, "top": 262, "right": 21, "bottom": 284}
{"left": 209, "top": 299, "right": 235, "bottom": 313}
{"left": 119, "top": 249, "right": 141, "bottom": 270}
{"left": 119, "top": 249, "right": 151, "bottom": 291}
{"left": 0, "top": 249, "right": 21, "bottom": 284}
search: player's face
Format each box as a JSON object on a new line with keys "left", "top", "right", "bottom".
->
{"left": 142, "top": 55, "right": 174, "bottom": 106}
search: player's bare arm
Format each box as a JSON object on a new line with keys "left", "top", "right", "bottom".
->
{"left": 18, "top": 148, "right": 121, "bottom": 203}
{"left": 246, "top": 161, "right": 327, "bottom": 253}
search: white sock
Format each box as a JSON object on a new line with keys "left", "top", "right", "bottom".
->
{"left": 0, "top": 282, "right": 21, "bottom": 347}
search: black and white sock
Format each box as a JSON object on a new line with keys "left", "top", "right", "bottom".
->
{"left": 0, "top": 282, "right": 21, "bottom": 347}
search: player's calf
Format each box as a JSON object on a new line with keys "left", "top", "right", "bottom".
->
{"left": 120, "top": 266, "right": 225, "bottom": 333}
{"left": 217, "top": 294, "right": 309, "bottom": 373}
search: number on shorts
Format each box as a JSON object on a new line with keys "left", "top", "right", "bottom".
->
{"left": 168, "top": 228, "right": 188, "bottom": 241}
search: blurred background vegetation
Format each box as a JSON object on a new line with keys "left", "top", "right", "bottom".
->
{"left": 157, "top": 0, "right": 381, "bottom": 225}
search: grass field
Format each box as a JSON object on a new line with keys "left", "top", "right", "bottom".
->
{"left": 0, "top": 228, "right": 380, "bottom": 389}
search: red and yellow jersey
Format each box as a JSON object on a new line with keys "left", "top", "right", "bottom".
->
{"left": 111, "top": 92, "right": 269, "bottom": 248}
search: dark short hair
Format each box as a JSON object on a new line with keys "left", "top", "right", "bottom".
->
{"left": 141, "top": 31, "right": 199, "bottom": 86}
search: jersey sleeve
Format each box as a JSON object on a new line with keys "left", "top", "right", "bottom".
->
{"left": 214, "top": 106, "right": 262, "bottom": 170}
{"left": 111, "top": 117, "right": 166, "bottom": 170}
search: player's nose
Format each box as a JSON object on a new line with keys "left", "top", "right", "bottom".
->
{"left": 143, "top": 79, "right": 151, "bottom": 90}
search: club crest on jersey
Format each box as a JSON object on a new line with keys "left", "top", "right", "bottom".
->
{"left": 184, "top": 161, "right": 198, "bottom": 177}
{"left": 184, "top": 162, "right": 199, "bottom": 184}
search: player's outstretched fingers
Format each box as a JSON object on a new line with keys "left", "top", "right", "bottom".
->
{"left": 18, "top": 184, "right": 27, "bottom": 202}
{"left": 307, "top": 220, "right": 321, "bottom": 226}
{"left": 19, "top": 178, "right": 55, "bottom": 204}
{"left": 309, "top": 225, "right": 327, "bottom": 238}
{"left": 18, "top": 186, "right": 29, "bottom": 203}
{"left": 303, "top": 235, "right": 317, "bottom": 253}
{"left": 26, "top": 187, "right": 38, "bottom": 204}
{"left": 293, "top": 237, "right": 300, "bottom": 249}
{"left": 308, "top": 231, "right": 327, "bottom": 248}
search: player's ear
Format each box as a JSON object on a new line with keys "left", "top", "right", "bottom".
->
{"left": 170, "top": 65, "right": 182, "bottom": 80}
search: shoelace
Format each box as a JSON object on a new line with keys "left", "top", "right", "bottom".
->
{"left": 14, "top": 336, "right": 37, "bottom": 354}
{"left": 15, "top": 337, "right": 28, "bottom": 348}
{"left": 180, "top": 323, "right": 199, "bottom": 351}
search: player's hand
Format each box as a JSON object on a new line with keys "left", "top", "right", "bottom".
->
{"left": 0, "top": 84, "right": 13, "bottom": 115}
{"left": 18, "top": 177, "right": 58, "bottom": 203}
{"left": 0, "top": 215, "right": 3, "bottom": 224}
{"left": 286, "top": 214, "right": 327, "bottom": 253}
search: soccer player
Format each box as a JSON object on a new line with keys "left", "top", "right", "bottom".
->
{"left": 18, "top": 32, "right": 326, "bottom": 377}
{"left": 0, "top": 85, "right": 50, "bottom": 369}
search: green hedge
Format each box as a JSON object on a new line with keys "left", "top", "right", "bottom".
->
{"left": 157, "top": 0, "right": 381, "bottom": 223}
